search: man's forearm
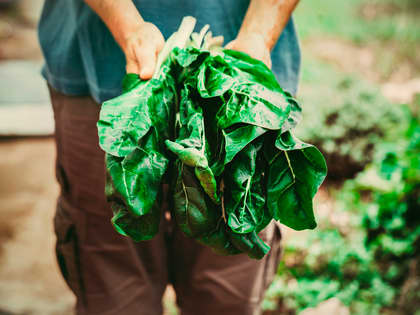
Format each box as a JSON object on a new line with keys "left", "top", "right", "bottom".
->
{"left": 84, "top": 0, "right": 144, "bottom": 50}
{"left": 238, "top": 0, "right": 300, "bottom": 50}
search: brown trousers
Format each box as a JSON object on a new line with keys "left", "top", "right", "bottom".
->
{"left": 49, "top": 86, "right": 282, "bottom": 315}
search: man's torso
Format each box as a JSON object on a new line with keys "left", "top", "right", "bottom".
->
{"left": 38, "top": 0, "right": 301, "bottom": 103}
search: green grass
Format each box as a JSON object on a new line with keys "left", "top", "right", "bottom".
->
{"left": 294, "top": 0, "right": 420, "bottom": 79}
{"left": 294, "top": 0, "right": 420, "bottom": 44}
{"left": 294, "top": 0, "right": 366, "bottom": 42}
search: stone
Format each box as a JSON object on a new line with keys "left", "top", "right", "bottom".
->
{"left": 300, "top": 298, "right": 350, "bottom": 315}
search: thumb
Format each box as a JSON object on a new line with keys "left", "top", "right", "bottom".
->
{"left": 135, "top": 45, "right": 157, "bottom": 80}
{"left": 224, "top": 40, "right": 236, "bottom": 50}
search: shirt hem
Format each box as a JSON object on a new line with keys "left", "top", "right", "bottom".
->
{"left": 42, "top": 67, "right": 91, "bottom": 98}
{"left": 42, "top": 67, "right": 122, "bottom": 103}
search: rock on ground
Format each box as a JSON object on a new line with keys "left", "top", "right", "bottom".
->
{"left": 300, "top": 298, "right": 349, "bottom": 315}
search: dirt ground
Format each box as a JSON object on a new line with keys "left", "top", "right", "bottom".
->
{"left": 0, "top": 1, "right": 76, "bottom": 313}
{"left": 0, "top": 138, "right": 74, "bottom": 315}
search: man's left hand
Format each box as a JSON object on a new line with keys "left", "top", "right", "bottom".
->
{"left": 225, "top": 32, "right": 272, "bottom": 69}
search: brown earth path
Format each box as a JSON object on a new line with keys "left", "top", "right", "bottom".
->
{"left": 0, "top": 138, "right": 74, "bottom": 315}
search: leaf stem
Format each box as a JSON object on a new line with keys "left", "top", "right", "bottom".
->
{"left": 220, "top": 179, "right": 227, "bottom": 223}
{"left": 153, "top": 16, "right": 197, "bottom": 79}
{"left": 241, "top": 177, "right": 252, "bottom": 223}
{"left": 180, "top": 163, "right": 189, "bottom": 212}
{"left": 284, "top": 151, "right": 296, "bottom": 180}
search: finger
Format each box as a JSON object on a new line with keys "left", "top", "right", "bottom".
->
{"left": 134, "top": 45, "right": 157, "bottom": 80}
{"left": 125, "top": 45, "right": 140, "bottom": 74}
{"left": 156, "top": 34, "right": 165, "bottom": 52}
{"left": 264, "top": 49, "right": 272, "bottom": 69}
{"left": 208, "top": 35, "right": 224, "bottom": 49}
{"left": 126, "top": 59, "right": 139, "bottom": 74}
{"left": 263, "top": 53, "right": 272, "bottom": 69}
{"left": 224, "top": 40, "right": 235, "bottom": 49}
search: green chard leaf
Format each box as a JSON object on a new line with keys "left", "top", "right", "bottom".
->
{"left": 97, "top": 57, "right": 176, "bottom": 157}
{"left": 224, "top": 139, "right": 266, "bottom": 234}
{"left": 197, "top": 52, "right": 292, "bottom": 131}
{"left": 106, "top": 150, "right": 168, "bottom": 216}
{"left": 165, "top": 83, "right": 219, "bottom": 203}
{"left": 172, "top": 160, "right": 219, "bottom": 238}
{"left": 97, "top": 16, "right": 327, "bottom": 259}
{"left": 266, "top": 131, "right": 327, "bottom": 230}
{"left": 105, "top": 158, "right": 162, "bottom": 241}
{"left": 171, "top": 160, "right": 270, "bottom": 259}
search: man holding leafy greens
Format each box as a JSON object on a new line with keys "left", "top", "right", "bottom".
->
{"left": 38, "top": 0, "right": 301, "bottom": 314}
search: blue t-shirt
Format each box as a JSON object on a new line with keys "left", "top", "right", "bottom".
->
{"left": 38, "top": 0, "right": 301, "bottom": 103}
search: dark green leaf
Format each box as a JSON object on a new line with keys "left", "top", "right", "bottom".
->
{"left": 172, "top": 161, "right": 219, "bottom": 238}
{"left": 105, "top": 158, "right": 162, "bottom": 241}
{"left": 165, "top": 84, "right": 219, "bottom": 203}
{"left": 224, "top": 139, "right": 266, "bottom": 234}
{"left": 223, "top": 125, "right": 267, "bottom": 164}
{"left": 97, "top": 20, "right": 327, "bottom": 259}
{"left": 111, "top": 201, "right": 161, "bottom": 242}
{"left": 106, "top": 145, "right": 168, "bottom": 216}
{"left": 267, "top": 131, "right": 327, "bottom": 230}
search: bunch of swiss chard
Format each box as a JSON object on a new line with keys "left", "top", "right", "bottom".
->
{"left": 97, "top": 17, "right": 327, "bottom": 259}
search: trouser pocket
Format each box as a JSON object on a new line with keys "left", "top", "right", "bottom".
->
{"left": 54, "top": 201, "right": 85, "bottom": 304}
{"left": 260, "top": 221, "right": 283, "bottom": 300}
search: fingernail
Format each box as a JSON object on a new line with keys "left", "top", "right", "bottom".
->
{"left": 140, "top": 68, "right": 152, "bottom": 79}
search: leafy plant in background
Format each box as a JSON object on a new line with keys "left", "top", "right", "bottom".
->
{"left": 263, "top": 228, "right": 397, "bottom": 315}
{"left": 264, "top": 108, "right": 419, "bottom": 314}
{"left": 295, "top": 58, "right": 406, "bottom": 179}
{"left": 296, "top": 0, "right": 420, "bottom": 43}
{"left": 360, "top": 112, "right": 420, "bottom": 314}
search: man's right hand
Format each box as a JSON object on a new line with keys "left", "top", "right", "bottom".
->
{"left": 122, "top": 22, "right": 165, "bottom": 80}
{"left": 84, "top": 0, "right": 164, "bottom": 80}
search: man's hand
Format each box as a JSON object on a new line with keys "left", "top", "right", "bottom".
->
{"left": 84, "top": 0, "right": 164, "bottom": 80}
{"left": 225, "top": 32, "right": 272, "bottom": 69}
{"left": 226, "top": 0, "right": 300, "bottom": 68}
{"left": 122, "top": 22, "right": 164, "bottom": 79}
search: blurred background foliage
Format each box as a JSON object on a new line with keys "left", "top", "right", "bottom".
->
{"left": 263, "top": 0, "right": 420, "bottom": 314}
